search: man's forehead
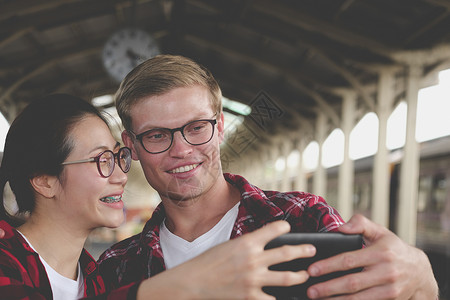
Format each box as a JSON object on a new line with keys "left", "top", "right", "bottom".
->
{"left": 129, "top": 98, "right": 215, "bottom": 131}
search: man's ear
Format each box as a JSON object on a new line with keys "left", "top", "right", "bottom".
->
{"left": 30, "top": 175, "right": 58, "bottom": 198}
{"left": 217, "top": 112, "right": 225, "bottom": 144}
{"left": 122, "top": 130, "right": 140, "bottom": 161}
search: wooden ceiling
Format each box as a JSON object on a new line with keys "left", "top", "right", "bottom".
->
{"left": 1, "top": 0, "right": 450, "bottom": 157}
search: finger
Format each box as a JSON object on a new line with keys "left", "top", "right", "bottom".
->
{"left": 338, "top": 214, "right": 368, "bottom": 234}
{"left": 338, "top": 215, "right": 387, "bottom": 245}
{"left": 252, "top": 289, "right": 277, "bottom": 300}
{"left": 309, "top": 243, "right": 386, "bottom": 277}
{"left": 309, "top": 284, "right": 402, "bottom": 300}
{"left": 307, "top": 265, "right": 392, "bottom": 299}
{"left": 307, "top": 271, "right": 364, "bottom": 299}
{"left": 244, "top": 220, "right": 291, "bottom": 246}
{"left": 308, "top": 247, "right": 361, "bottom": 277}
{"left": 263, "top": 244, "right": 316, "bottom": 267}
{"left": 261, "top": 270, "right": 310, "bottom": 287}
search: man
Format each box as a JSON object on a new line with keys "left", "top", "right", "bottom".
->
{"left": 99, "top": 54, "right": 438, "bottom": 299}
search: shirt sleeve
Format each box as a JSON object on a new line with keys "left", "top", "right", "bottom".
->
{"left": 279, "top": 193, "right": 344, "bottom": 233}
{"left": 81, "top": 281, "right": 140, "bottom": 300}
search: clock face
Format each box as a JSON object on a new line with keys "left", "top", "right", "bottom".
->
{"left": 102, "top": 28, "right": 160, "bottom": 83}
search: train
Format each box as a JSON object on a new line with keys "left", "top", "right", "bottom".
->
{"left": 324, "top": 135, "right": 450, "bottom": 299}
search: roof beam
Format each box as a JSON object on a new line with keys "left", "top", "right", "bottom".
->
{"left": 0, "top": 0, "right": 80, "bottom": 20}
{"left": 252, "top": 0, "right": 395, "bottom": 58}
{"left": 403, "top": 10, "right": 450, "bottom": 46}
{"left": 186, "top": 20, "right": 376, "bottom": 113}
{"left": 313, "top": 52, "right": 375, "bottom": 111}
{"left": 185, "top": 34, "right": 340, "bottom": 127}
{"left": 0, "top": 46, "right": 101, "bottom": 103}
{"left": 0, "top": 27, "right": 33, "bottom": 49}
{"left": 423, "top": 0, "right": 450, "bottom": 10}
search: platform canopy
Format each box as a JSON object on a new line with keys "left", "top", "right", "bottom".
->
{"left": 1, "top": 0, "right": 450, "bottom": 157}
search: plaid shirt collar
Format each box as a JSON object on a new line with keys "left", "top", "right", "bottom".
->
{"left": 0, "top": 220, "right": 106, "bottom": 297}
{"left": 96, "top": 172, "right": 343, "bottom": 285}
{"left": 137, "top": 173, "right": 286, "bottom": 248}
{"left": 1, "top": 220, "right": 100, "bottom": 279}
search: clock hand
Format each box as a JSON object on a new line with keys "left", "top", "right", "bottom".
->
{"left": 126, "top": 49, "right": 142, "bottom": 66}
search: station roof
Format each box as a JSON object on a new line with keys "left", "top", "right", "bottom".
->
{"left": 1, "top": 0, "right": 450, "bottom": 157}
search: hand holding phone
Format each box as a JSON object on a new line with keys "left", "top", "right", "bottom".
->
{"left": 263, "top": 232, "right": 363, "bottom": 299}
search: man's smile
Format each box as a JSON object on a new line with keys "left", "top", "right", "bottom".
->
{"left": 167, "top": 163, "right": 200, "bottom": 174}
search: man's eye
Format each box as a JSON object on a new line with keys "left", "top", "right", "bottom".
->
{"left": 187, "top": 122, "right": 208, "bottom": 134}
{"left": 149, "top": 133, "right": 163, "bottom": 139}
{"left": 144, "top": 131, "right": 169, "bottom": 142}
{"left": 192, "top": 125, "right": 206, "bottom": 131}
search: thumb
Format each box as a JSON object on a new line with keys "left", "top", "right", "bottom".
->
{"left": 338, "top": 214, "right": 386, "bottom": 246}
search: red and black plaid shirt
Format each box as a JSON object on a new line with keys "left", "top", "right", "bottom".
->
{"left": 97, "top": 173, "right": 345, "bottom": 288}
{"left": 0, "top": 220, "right": 139, "bottom": 300}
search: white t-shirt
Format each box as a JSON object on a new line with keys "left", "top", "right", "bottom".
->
{"left": 160, "top": 202, "right": 240, "bottom": 269}
{"left": 18, "top": 232, "right": 85, "bottom": 300}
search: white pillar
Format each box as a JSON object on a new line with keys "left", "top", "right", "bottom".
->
{"left": 294, "top": 137, "right": 307, "bottom": 192}
{"left": 268, "top": 146, "right": 279, "bottom": 190}
{"left": 261, "top": 150, "right": 271, "bottom": 190}
{"left": 254, "top": 153, "right": 265, "bottom": 187}
{"left": 397, "top": 65, "right": 421, "bottom": 245}
{"left": 313, "top": 112, "right": 327, "bottom": 198}
{"left": 338, "top": 92, "right": 356, "bottom": 221}
{"left": 280, "top": 140, "right": 292, "bottom": 192}
{"left": 372, "top": 69, "right": 395, "bottom": 227}
{"left": 244, "top": 156, "right": 256, "bottom": 184}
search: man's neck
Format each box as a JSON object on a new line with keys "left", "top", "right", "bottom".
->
{"left": 162, "top": 177, "right": 240, "bottom": 242}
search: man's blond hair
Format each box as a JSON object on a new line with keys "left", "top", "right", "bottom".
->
{"left": 115, "top": 54, "right": 222, "bottom": 131}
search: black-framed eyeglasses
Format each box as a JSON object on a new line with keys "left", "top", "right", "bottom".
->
{"left": 61, "top": 147, "right": 132, "bottom": 178}
{"left": 129, "top": 117, "right": 217, "bottom": 154}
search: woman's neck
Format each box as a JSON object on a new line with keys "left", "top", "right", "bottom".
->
{"left": 17, "top": 216, "right": 88, "bottom": 280}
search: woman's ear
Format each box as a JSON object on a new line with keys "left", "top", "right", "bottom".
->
{"left": 30, "top": 175, "right": 58, "bottom": 198}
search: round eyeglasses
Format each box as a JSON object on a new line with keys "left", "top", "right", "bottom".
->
{"left": 61, "top": 147, "right": 132, "bottom": 178}
{"left": 130, "top": 118, "right": 217, "bottom": 154}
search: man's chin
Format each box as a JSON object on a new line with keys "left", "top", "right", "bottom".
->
{"left": 163, "top": 186, "right": 204, "bottom": 203}
{"left": 161, "top": 177, "right": 205, "bottom": 200}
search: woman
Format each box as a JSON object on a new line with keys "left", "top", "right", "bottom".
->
{"left": 0, "top": 94, "right": 312, "bottom": 299}
{"left": 0, "top": 93, "right": 132, "bottom": 299}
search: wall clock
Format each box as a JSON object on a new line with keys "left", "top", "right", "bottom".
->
{"left": 102, "top": 28, "right": 160, "bottom": 83}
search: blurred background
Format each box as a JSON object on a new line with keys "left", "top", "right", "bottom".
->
{"left": 0, "top": 0, "right": 449, "bottom": 297}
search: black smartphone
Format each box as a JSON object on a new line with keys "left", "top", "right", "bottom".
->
{"left": 263, "top": 232, "right": 364, "bottom": 299}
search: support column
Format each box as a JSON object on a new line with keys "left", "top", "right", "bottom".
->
{"left": 294, "top": 137, "right": 307, "bottom": 192}
{"left": 372, "top": 69, "right": 395, "bottom": 227}
{"left": 261, "top": 150, "right": 271, "bottom": 190}
{"left": 244, "top": 156, "right": 256, "bottom": 184}
{"left": 280, "top": 140, "right": 292, "bottom": 192}
{"left": 254, "top": 153, "right": 265, "bottom": 187}
{"left": 397, "top": 65, "right": 421, "bottom": 244}
{"left": 268, "top": 146, "right": 279, "bottom": 190}
{"left": 338, "top": 91, "right": 356, "bottom": 221}
{"left": 313, "top": 112, "right": 327, "bottom": 198}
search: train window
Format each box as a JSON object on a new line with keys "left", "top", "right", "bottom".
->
{"left": 431, "top": 173, "right": 447, "bottom": 212}
{"left": 418, "top": 173, "right": 447, "bottom": 213}
{"left": 353, "top": 171, "right": 372, "bottom": 217}
{"left": 417, "top": 171, "right": 449, "bottom": 251}
{"left": 418, "top": 176, "right": 432, "bottom": 212}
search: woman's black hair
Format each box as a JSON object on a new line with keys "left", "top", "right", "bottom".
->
{"left": 0, "top": 94, "right": 108, "bottom": 226}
